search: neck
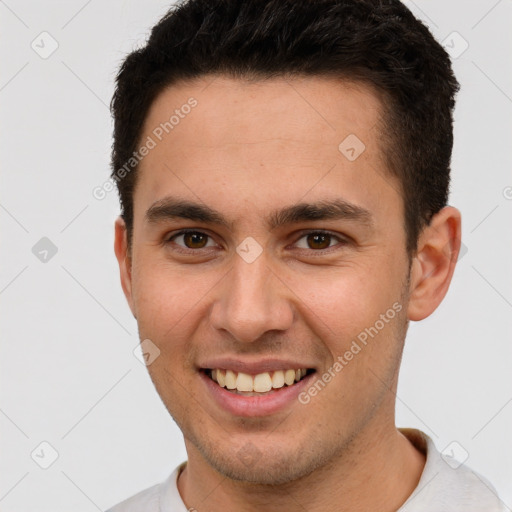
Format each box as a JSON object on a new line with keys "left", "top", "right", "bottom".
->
{"left": 177, "top": 420, "right": 425, "bottom": 512}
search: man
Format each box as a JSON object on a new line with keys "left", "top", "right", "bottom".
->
{"left": 107, "top": 0, "right": 505, "bottom": 510}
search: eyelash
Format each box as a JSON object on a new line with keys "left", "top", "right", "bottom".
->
{"left": 165, "top": 229, "right": 348, "bottom": 254}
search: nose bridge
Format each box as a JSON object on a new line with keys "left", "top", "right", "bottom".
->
{"left": 210, "top": 251, "right": 293, "bottom": 343}
{"left": 232, "top": 254, "right": 271, "bottom": 308}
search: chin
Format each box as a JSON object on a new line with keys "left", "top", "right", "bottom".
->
{"left": 211, "top": 457, "right": 316, "bottom": 486}
{"left": 194, "top": 437, "right": 329, "bottom": 486}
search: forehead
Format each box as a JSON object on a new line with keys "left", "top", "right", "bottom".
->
{"left": 141, "top": 74, "right": 384, "bottom": 152}
{"left": 133, "top": 75, "right": 400, "bottom": 227}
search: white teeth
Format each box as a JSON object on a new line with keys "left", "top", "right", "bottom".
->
{"left": 225, "top": 369, "right": 237, "bottom": 389}
{"left": 210, "top": 368, "right": 309, "bottom": 393}
{"left": 271, "top": 370, "right": 285, "bottom": 388}
{"left": 253, "top": 373, "right": 272, "bottom": 393}
{"left": 236, "top": 372, "right": 254, "bottom": 392}
{"left": 284, "top": 369, "right": 296, "bottom": 386}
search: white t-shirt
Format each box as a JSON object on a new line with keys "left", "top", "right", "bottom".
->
{"left": 106, "top": 429, "right": 506, "bottom": 511}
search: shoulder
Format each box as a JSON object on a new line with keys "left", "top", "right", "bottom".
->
{"left": 105, "top": 463, "right": 188, "bottom": 512}
{"left": 399, "top": 429, "right": 506, "bottom": 512}
{"left": 106, "top": 483, "right": 160, "bottom": 512}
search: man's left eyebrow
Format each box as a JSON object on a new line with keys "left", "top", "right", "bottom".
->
{"left": 265, "top": 199, "right": 374, "bottom": 230}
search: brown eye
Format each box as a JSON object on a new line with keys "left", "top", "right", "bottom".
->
{"left": 306, "top": 233, "right": 332, "bottom": 250}
{"left": 169, "top": 231, "right": 214, "bottom": 250}
{"left": 294, "top": 231, "right": 346, "bottom": 251}
{"left": 183, "top": 232, "right": 208, "bottom": 248}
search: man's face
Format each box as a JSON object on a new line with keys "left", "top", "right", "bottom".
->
{"left": 120, "top": 75, "right": 412, "bottom": 484}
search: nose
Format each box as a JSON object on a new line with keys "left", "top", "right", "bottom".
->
{"left": 209, "top": 252, "right": 294, "bottom": 344}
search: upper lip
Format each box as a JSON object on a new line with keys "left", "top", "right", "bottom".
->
{"left": 199, "top": 358, "right": 316, "bottom": 374}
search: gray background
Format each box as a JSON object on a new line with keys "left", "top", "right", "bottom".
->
{"left": 1, "top": 0, "right": 511, "bottom": 510}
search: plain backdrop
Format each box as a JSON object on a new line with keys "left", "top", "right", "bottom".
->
{"left": 1, "top": 0, "right": 511, "bottom": 510}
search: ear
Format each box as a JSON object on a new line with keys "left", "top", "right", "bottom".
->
{"left": 114, "top": 216, "right": 136, "bottom": 318}
{"left": 407, "top": 206, "right": 462, "bottom": 321}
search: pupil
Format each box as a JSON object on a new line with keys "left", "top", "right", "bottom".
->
{"left": 185, "top": 232, "right": 207, "bottom": 248}
{"left": 308, "top": 233, "right": 330, "bottom": 249}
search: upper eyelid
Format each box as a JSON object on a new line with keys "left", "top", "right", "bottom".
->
{"left": 167, "top": 228, "right": 215, "bottom": 240}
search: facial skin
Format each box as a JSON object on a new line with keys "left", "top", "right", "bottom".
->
{"left": 114, "top": 75, "right": 461, "bottom": 511}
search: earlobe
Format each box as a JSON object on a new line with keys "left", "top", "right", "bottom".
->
{"left": 407, "top": 206, "right": 462, "bottom": 322}
{"left": 114, "top": 216, "right": 136, "bottom": 318}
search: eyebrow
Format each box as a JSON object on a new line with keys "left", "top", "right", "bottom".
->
{"left": 144, "top": 196, "right": 373, "bottom": 231}
{"left": 266, "top": 199, "right": 373, "bottom": 231}
{"left": 145, "top": 198, "right": 233, "bottom": 229}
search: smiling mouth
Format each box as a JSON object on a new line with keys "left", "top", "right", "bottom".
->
{"left": 203, "top": 368, "right": 315, "bottom": 396}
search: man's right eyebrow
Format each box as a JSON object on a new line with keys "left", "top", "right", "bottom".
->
{"left": 144, "top": 197, "right": 233, "bottom": 230}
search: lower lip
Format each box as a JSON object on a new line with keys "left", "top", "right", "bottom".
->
{"left": 200, "top": 371, "right": 314, "bottom": 417}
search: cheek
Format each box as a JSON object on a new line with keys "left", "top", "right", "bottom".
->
{"left": 130, "top": 260, "right": 217, "bottom": 341}
{"left": 288, "top": 265, "right": 402, "bottom": 338}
